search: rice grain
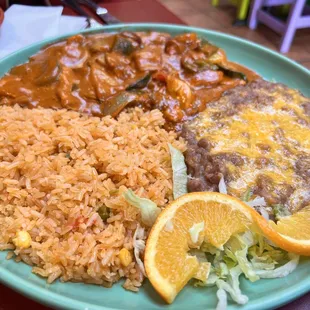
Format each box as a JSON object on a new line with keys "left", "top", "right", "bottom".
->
{"left": 0, "top": 105, "right": 185, "bottom": 290}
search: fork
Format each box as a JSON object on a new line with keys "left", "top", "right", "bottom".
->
{"left": 75, "top": 0, "right": 121, "bottom": 24}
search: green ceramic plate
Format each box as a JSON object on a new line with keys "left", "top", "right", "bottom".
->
{"left": 0, "top": 24, "right": 309, "bottom": 310}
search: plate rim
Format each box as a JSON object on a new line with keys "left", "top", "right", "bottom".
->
{"left": 0, "top": 23, "right": 309, "bottom": 78}
{"left": 0, "top": 23, "right": 309, "bottom": 310}
{"left": 1, "top": 252, "right": 310, "bottom": 310}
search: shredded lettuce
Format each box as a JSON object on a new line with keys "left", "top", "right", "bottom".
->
{"left": 241, "top": 188, "right": 269, "bottom": 220}
{"left": 123, "top": 189, "right": 161, "bottom": 227}
{"left": 196, "top": 183, "right": 299, "bottom": 309}
{"left": 218, "top": 179, "right": 267, "bottom": 222}
{"left": 241, "top": 189, "right": 253, "bottom": 202}
{"left": 225, "top": 234, "right": 259, "bottom": 282}
{"left": 273, "top": 204, "right": 291, "bottom": 221}
{"left": 168, "top": 144, "right": 188, "bottom": 199}
{"left": 255, "top": 253, "right": 299, "bottom": 278}
{"left": 216, "top": 278, "right": 248, "bottom": 305}
{"left": 192, "top": 231, "right": 299, "bottom": 310}
{"left": 218, "top": 176, "right": 227, "bottom": 194}
{"left": 218, "top": 181, "right": 268, "bottom": 222}
{"left": 258, "top": 206, "right": 270, "bottom": 221}
{"left": 190, "top": 249, "right": 209, "bottom": 263}
{"left": 245, "top": 196, "right": 266, "bottom": 208}
{"left": 215, "top": 288, "right": 227, "bottom": 310}
{"left": 228, "top": 266, "right": 247, "bottom": 302}
{"left": 233, "top": 246, "right": 259, "bottom": 282}
{"left": 189, "top": 222, "right": 204, "bottom": 244}
{"left": 133, "top": 224, "right": 146, "bottom": 276}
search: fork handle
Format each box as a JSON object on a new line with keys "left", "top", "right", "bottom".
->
{"left": 75, "top": 0, "right": 121, "bottom": 24}
{"left": 76, "top": 0, "right": 98, "bottom": 12}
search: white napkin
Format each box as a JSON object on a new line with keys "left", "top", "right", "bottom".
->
{"left": 0, "top": 5, "right": 88, "bottom": 59}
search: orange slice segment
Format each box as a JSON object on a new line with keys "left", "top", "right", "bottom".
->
{"left": 193, "top": 262, "right": 211, "bottom": 283}
{"left": 144, "top": 192, "right": 254, "bottom": 303}
{"left": 254, "top": 206, "right": 310, "bottom": 256}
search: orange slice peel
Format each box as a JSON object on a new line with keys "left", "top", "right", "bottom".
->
{"left": 144, "top": 192, "right": 255, "bottom": 303}
{"left": 145, "top": 191, "right": 310, "bottom": 304}
{"left": 253, "top": 206, "right": 310, "bottom": 256}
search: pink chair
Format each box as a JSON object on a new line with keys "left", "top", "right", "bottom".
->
{"left": 249, "top": 0, "right": 310, "bottom": 53}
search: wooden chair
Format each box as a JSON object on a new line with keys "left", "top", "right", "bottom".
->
{"left": 249, "top": 0, "right": 310, "bottom": 53}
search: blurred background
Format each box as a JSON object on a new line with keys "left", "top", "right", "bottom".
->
{"left": 160, "top": 0, "right": 310, "bottom": 69}
{"left": 0, "top": 0, "right": 309, "bottom": 64}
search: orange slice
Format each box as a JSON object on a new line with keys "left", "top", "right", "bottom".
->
{"left": 253, "top": 206, "right": 310, "bottom": 256}
{"left": 144, "top": 192, "right": 255, "bottom": 303}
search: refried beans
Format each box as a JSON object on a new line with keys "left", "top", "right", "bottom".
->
{"left": 182, "top": 79, "right": 310, "bottom": 215}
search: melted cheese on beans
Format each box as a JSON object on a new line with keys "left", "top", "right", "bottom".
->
{"left": 188, "top": 84, "right": 310, "bottom": 206}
